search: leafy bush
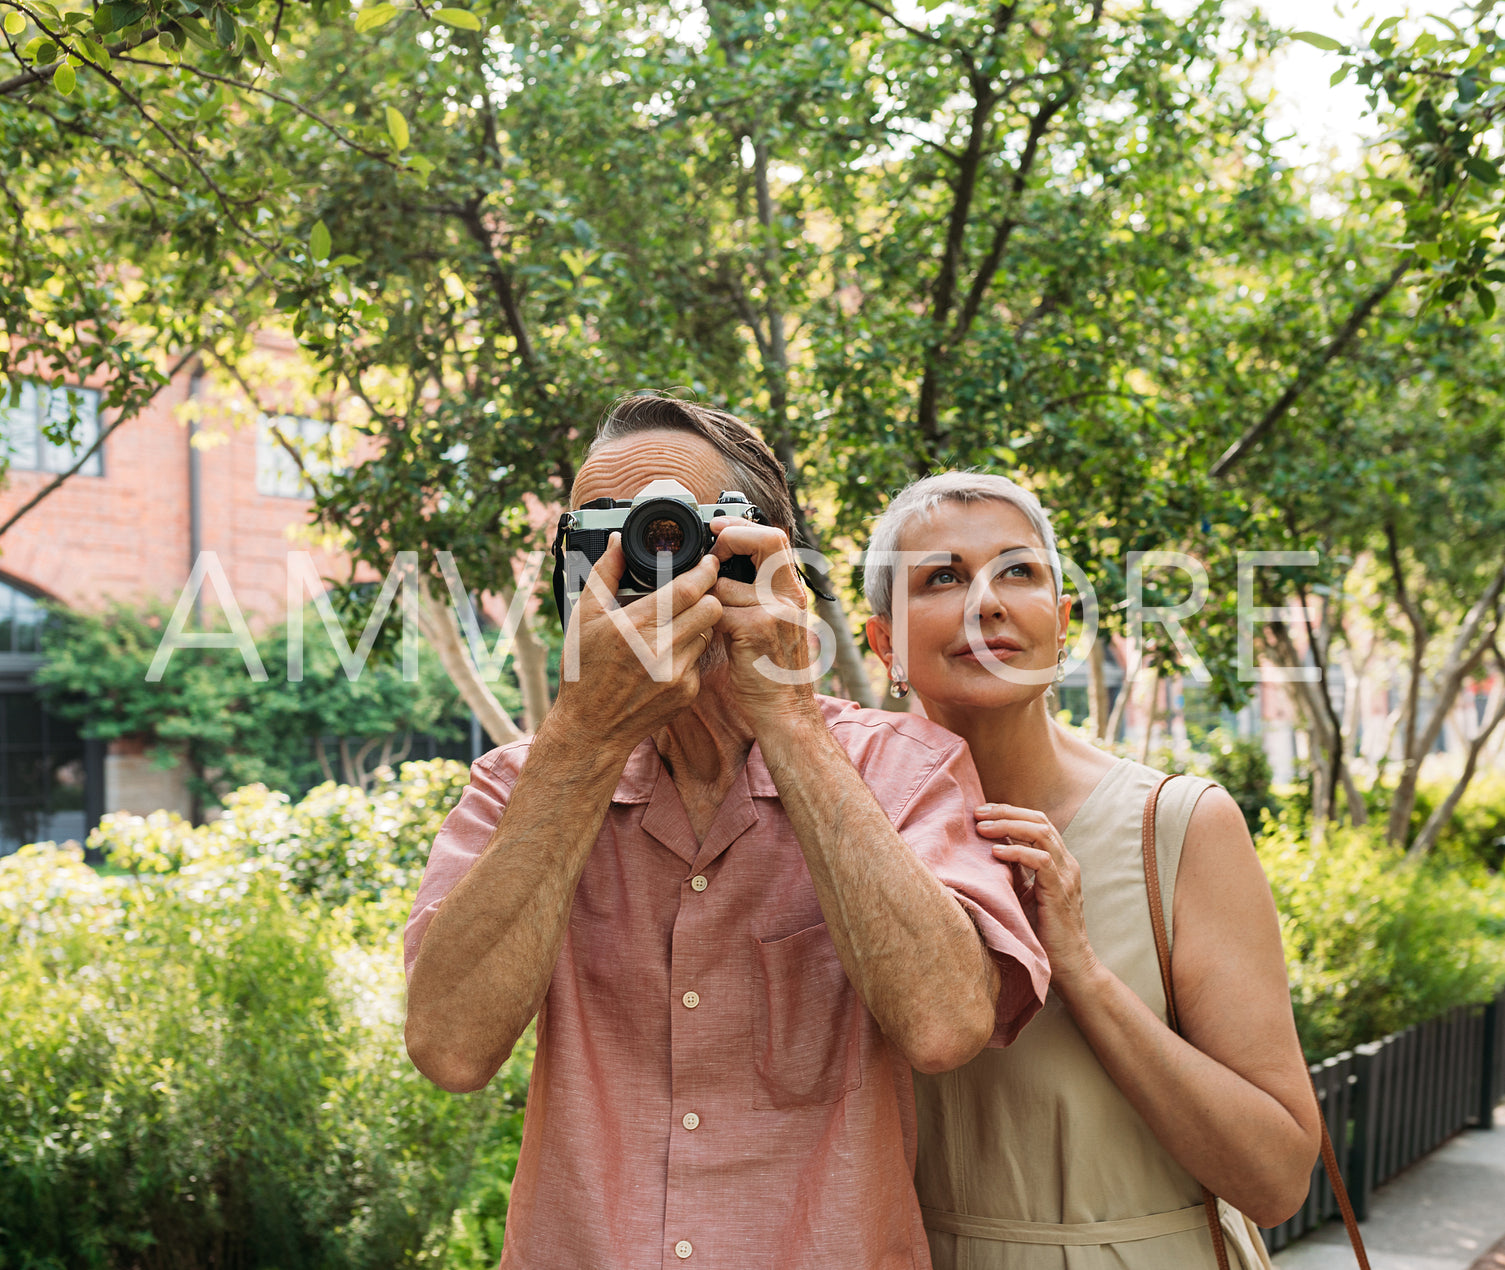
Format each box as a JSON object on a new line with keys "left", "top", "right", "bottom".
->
{"left": 1409, "top": 770, "right": 1505, "bottom": 872}
{"left": 1205, "top": 731, "right": 1277, "bottom": 833}
{"left": 1137, "top": 728, "right": 1279, "bottom": 833}
{"left": 1259, "top": 817, "right": 1505, "bottom": 1060}
{"left": 0, "top": 762, "right": 528, "bottom": 1270}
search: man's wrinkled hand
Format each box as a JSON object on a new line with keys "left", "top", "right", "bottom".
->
{"left": 550, "top": 533, "right": 723, "bottom": 757}
{"left": 709, "top": 519, "right": 822, "bottom": 735}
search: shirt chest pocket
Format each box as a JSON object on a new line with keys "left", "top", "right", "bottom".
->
{"left": 749, "top": 921, "right": 864, "bottom": 1110}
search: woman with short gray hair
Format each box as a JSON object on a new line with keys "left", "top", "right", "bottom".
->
{"left": 862, "top": 471, "right": 1319, "bottom": 1270}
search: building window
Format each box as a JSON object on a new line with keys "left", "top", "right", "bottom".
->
{"left": 0, "top": 582, "right": 45, "bottom": 655}
{"left": 0, "top": 688, "right": 87, "bottom": 856}
{"left": 1, "top": 381, "right": 104, "bottom": 477}
{"left": 0, "top": 579, "right": 85, "bottom": 855}
{"left": 256, "top": 415, "right": 332, "bottom": 499}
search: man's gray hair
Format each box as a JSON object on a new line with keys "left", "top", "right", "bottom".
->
{"left": 587, "top": 392, "right": 796, "bottom": 540}
{"left": 863, "top": 471, "right": 1062, "bottom": 619}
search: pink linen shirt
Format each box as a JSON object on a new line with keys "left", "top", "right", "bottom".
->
{"left": 405, "top": 695, "right": 1049, "bottom": 1270}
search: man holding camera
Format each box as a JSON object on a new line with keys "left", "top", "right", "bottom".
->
{"left": 404, "top": 396, "right": 1048, "bottom": 1269}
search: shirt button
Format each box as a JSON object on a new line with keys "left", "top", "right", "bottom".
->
{"left": 682, "top": 1111, "right": 700, "bottom": 1131}
{"left": 690, "top": 874, "right": 708, "bottom": 892}
{"left": 682, "top": 990, "right": 700, "bottom": 1009}
{"left": 674, "top": 1240, "right": 693, "bottom": 1259}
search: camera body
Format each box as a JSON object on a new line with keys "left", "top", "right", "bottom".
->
{"left": 551, "top": 479, "right": 765, "bottom": 624}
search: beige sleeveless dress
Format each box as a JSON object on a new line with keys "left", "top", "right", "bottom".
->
{"left": 914, "top": 759, "right": 1268, "bottom": 1270}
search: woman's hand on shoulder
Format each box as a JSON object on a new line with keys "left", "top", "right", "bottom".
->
{"left": 976, "top": 804, "right": 1102, "bottom": 999}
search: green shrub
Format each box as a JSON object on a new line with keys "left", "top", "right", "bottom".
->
{"left": 1259, "top": 818, "right": 1505, "bottom": 1060}
{"left": 1205, "top": 731, "right": 1277, "bottom": 833}
{"left": 0, "top": 762, "right": 527, "bottom": 1270}
{"left": 1413, "top": 770, "right": 1505, "bottom": 872}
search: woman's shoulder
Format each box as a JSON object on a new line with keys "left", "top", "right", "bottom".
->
{"left": 1115, "top": 758, "right": 1221, "bottom": 804}
{"left": 1068, "top": 757, "right": 1230, "bottom": 846}
{"left": 1113, "top": 763, "right": 1251, "bottom": 860}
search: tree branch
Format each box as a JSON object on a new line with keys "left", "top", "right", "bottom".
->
{"left": 950, "top": 80, "right": 1076, "bottom": 343}
{"left": 1210, "top": 256, "right": 1413, "bottom": 478}
{"left": 453, "top": 199, "right": 539, "bottom": 368}
{"left": 112, "top": 55, "right": 399, "bottom": 166}
{"left": 0, "top": 347, "right": 198, "bottom": 538}
{"left": 0, "top": 23, "right": 161, "bottom": 97}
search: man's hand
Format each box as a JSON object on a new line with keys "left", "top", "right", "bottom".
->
{"left": 553, "top": 533, "right": 724, "bottom": 758}
{"left": 708, "top": 518, "right": 821, "bottom": 736}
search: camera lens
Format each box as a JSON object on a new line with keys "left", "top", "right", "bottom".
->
{"left": 643, "top": 518, "right": 685, "bottom": 555}
{"left": 620, "top": 497, "right": 706, "bottom": 591}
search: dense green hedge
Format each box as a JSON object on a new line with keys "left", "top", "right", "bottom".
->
{"left": 0, "top": 760, "right": 523, "bottom": 1270}
{"left": 1260, "top": 817, "right": 1505, "bottom": 1060}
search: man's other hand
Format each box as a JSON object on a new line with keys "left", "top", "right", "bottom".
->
{"left": 709, "top": 518, "right": 821, "bottom": 736}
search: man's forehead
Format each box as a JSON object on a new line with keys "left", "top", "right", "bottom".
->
{"left": 573, "top": 431, "right": 731, "bottom": 505}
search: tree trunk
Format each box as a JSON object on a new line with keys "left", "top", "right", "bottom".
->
{"left": 1387, "top": 621, "right": 1498, "bottom": 848}
{"left": 1137, "top": 664, "right": 1161, "bottom": 765}
{"left": 495, "top": 582, "right": 552, "bottom": 733}
{"left": 1265, "top": 621, "right": 1367, "bottom": 828}
{"left": 314, "top": 736, "right": 335, "bottom": 784}
{"left": 1104, "top": 653, "right": 1138, "bottom": 744}
{"left": 415, "top": 584, "right": 523, "bottom": 747}
{"left": 1409, "top": 661, "right": 1505, "bottom": 857}
{"left": 1087, "top": 637, "right": 1110, "bottom": 742}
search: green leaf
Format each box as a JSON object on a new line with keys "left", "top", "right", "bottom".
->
{"left": 80, "top": 36, "right": 111, "bottom": 72}
{"left": 52, "top": 62, "right": 75, "bottom": 94}
{"left": 91, "top": 6, "right": 113, "bottom": 33}
{"left": 1415, "top": 242, "right": 1441, "bottom": 262}
{"left": 110, "top": 2, "right": 148, "bottom": 28}
{"left": 354, "top": 3, "right": 399, "bottom": 33}
{"left": 310, "top": 220, "right": 331, "bottom": 263}
{"left": 175, "top": 16, "right": 215, "bottom": 49}
{"left": 432, "top": 7, "right": 481, "bottom": 29}
{"left": 4, "top": 12, "right": 26, "bottom": 35}
{"left": 1464, "top": 156, "right": 1499, "bottom": 186}
{"left": 1329, "top": 65, "right": 1350, "bottom": 87}
{"left": 31, "top": 0, "right": 60, "bottom": 22}
{"left": 32, "top": 39, "right": 57, "bottom": 64}
{"left": 246, "top": 26, "right": 282, "bottom": 71}
{"left": 1291, "top": 30, "right": 1343, "bottom": 52}
{"left": 212, "top": 5, "right": 236, "bottom": 47}
{"left": 385, "top": 104, "right": 409, "bottom": 151}
{"left": 1473, "top": 281, "right": 1496, "bottom": 319}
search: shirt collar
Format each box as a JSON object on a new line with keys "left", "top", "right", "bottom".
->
{"left": 611, "top": 736, "right": 779, "bottom": 802}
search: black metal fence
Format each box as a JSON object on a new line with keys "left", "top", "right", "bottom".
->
{"left": 1263, "top": 988, "right": 1505, "bottom": 1252}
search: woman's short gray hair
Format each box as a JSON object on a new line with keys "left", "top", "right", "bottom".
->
{"left": 863, "top": 471, "right": 1062, "bottom": 619}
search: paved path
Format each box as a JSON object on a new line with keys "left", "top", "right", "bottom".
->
{"left": 1274, "top": 1109, "right": 1505, "bottom": 1270}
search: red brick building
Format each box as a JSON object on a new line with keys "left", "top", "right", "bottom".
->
{"left": 0, "top": 355, "right": 351, "bottom": 851}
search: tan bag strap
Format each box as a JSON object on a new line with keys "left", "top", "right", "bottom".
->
{"left": 1141, "top": 774, "right": 1371, "bottom": 1270}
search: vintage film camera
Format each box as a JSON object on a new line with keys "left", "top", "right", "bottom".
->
{"left": 550, "top": 479, "right": 765, "bottom": 624}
